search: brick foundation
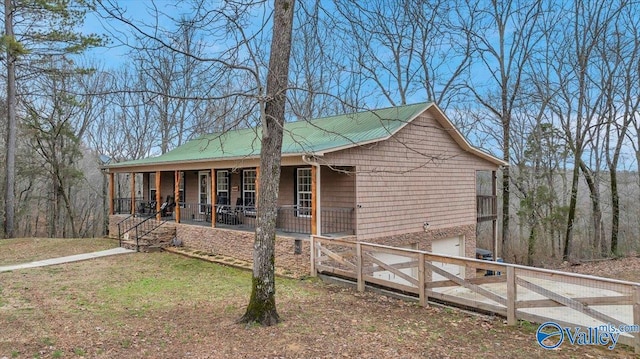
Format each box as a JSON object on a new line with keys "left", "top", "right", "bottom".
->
{"left": 174, "top": 223, "right": 310, "bottom": 278}
{"left": 110, "top": 215, "right": 310, "bottom": 278}
{"left": 109, "top": 215, "right": 474, "bottom": 279}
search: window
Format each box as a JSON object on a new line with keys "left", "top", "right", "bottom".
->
{"left": 216, "top": 170, "right": 229, "bottom": 204}
{"left": 297, "top": 168, "right": 312, "bottom": 217}
{"left": 149, "top": 173, "right": 156, "bottom": 201}
{"left": 243, "top": 169, "right": 256, "bottom": 209}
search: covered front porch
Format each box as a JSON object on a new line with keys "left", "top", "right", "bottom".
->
{"left": 108, "top": 164, "right": 357, "bottom": 238}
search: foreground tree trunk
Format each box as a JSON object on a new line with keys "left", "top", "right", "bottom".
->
{"left": 240, "top": 0, "right": 295, "bottom": 326}
{"left": 4, "top": 0, "right": 17, "bottom": 238}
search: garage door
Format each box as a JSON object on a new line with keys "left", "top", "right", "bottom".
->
{"left": 371, "top": 244, "right": 417, "bottom": 287}
{"left": 431, "top": 236, "right": 465, "bottom": 281}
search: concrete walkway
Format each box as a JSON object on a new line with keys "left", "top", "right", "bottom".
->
{"left": 0, "top": 247, "right": 135, "bottom": 273}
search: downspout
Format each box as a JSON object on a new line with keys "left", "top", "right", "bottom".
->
{"left": 302, "top": 155, "right": 321, "bottom": 236}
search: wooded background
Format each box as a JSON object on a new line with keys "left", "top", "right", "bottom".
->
{"left": 1, "top": 0, "right": 639, "bottom": 266}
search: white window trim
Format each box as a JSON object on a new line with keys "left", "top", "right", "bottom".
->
{"left": 216, "top": 170, "right": 229, "bottom": 203}
{"left": 149, "top": 173, "right": 156, "bottom": 201}
{"left": 297, "top": 167, "right": 312, "bottom": 218}
{"left": 243, "top": 169, "right": 257, "bottom": 207}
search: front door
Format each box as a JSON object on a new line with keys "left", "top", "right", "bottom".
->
{"left": 198, "top": 171, "right": 210, "bottom": 214}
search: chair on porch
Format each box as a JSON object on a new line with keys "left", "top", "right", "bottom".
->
{"left": 216, "top": 195, "right": 241, "bottom": 225}
{"left": 137, "top": 200, "right": 156, "bottom": 216}
{"left": 161, "top": 195, "right": 175, "bottom": 217}
{"left": 243, "top": 197, "right": 256, "bottom": 218}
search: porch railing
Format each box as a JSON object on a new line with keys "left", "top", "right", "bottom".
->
{"left": 113, "top": 197, "right": 132, "bottom": 214}
{"left": 477, "top": 195, "right": 497, "bottom": 222}
{"left": 117, "top": 208, "right": 166, "bottom": 251}
{"left": 112, "top": 198, "right": 156, "bottom": 215}
{"left": 275, "top": 206, "right": 355, "bottom": 235}
{"left": 321, "top": 207, "right": 355, "bottom": 235}
{"left": 113, "top": 198, "right": 355, "bottom": 236}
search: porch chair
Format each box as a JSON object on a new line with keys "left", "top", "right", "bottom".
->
{"left": 216, "top": 196, "right": 241, "bottom": 225}
{"left": 243, "top": 197, "right": 256, "bottom": 218}
{"left": 137, "top": 200, "right": 156, "bottom": 216}
{"left": 160, "top": 195, "right": 175, "bottom": 217}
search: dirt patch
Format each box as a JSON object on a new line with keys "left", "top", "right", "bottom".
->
{"left": 555, "top": 256, "right": 640, "bottom": 283}
{"left": 0, "top": 239, "right": 637, "bottom": 358}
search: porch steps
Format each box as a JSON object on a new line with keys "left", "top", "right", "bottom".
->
{"left": 121, "top": 224, "right": 176, "bottom": 252}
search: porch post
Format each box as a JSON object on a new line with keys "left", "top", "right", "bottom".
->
{"left": 174, "top": 171, "right": 181, "bottom": 223}
{"left": 311, "top": 165, "right": 318, "bottom": 235}
{"left": 155, "top": 171, "right": 161, "bottom": 220}
{"left": 108, "top": 172, "right": 114, "bottom": 215}
{"left": 130, "top": 172, "right": 136, "bottom": 215}
{"left": 316, "top": 165, "right": 321, "bottom": 235}
{"left": 211, "top": 169, "right": 216, "bottom": 227}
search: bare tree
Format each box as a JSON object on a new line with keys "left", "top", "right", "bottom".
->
{"left": 1, "top": 0, "right": 104, "bottom": 238}
{"left": 3, "top": 0, "right": 18, "bottom": 238}
{"left": 287, "top": 0, "right": 344, "bottom": 120}
{"left": 602, "top": 8, "right": 640, "bottom": 255}
{"left": 542, "top": 0, "right": 627, "bottom": 260}
{"left": 239, "top": 0, "right": 295, "bottom": 326}
{"left": 462, "top": 0, "right": 546, "bottom": 258}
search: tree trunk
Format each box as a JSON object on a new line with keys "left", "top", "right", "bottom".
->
{"left": 240, "top": 0, "right": 295, "bottom": 326}
{"left": 609, "top": 167, "right": 619, "bottom": 255}
{"left": 579, "top": 161, "right": 604, "bottom": 258}
{"left": 527, "top": 223, "right": 536, "bottom": 267}
{"left": 563, "top": 163, "right": 580, "bottom": 261}
{"left": 501, "top": 166, "right": 510, "bottom": 258}
{"left": 501, "top": 116, "right": 510, "bottom": 259}
{"left": 3, "top": 0, "right": 17, "bottom": 238}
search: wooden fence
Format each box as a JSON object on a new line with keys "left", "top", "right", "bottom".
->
{"left": 310, "top": 236, "right": 640, "bottom": 352}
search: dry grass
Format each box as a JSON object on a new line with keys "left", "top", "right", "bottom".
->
{"left": 0, "top": 238, "right": 637, "bottom": 358}
{"left": 0, "top": 237, "right": 118, "bottom": 265}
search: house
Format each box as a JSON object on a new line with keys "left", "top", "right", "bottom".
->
{"left": 106, "top": 102, "right": 506, "bottom": 275}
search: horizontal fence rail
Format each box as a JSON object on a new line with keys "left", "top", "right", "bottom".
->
{"left": 311, "top": 236, "right": 640, "bottom": 352}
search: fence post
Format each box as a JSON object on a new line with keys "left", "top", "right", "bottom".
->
{"left": 310, "top": 236, "right": 316, "bottom": 277}
{"left": 418, "top": 252, "right": 426, "bottom": 307}
{"left": 356, "top": 242, "right": 364, "bottom": 292}
{"left": 507, "top": 266, "right": 516, "bottom": 325}
{"left": 633, "top": 285, "right": 640, "bottom": 353}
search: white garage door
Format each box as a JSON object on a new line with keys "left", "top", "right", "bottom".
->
{"left": 431, "top": 236, "right": 465, "bottom": 281}
{"left": 371, "top": 244, "right": 417, "bottom": 287}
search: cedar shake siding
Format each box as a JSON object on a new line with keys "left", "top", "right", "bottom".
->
{"left": 323, "top": 108, "right": 496, "bottom": 241}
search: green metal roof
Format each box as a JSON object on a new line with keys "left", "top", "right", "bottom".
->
{"left": 109, "top": 102, "right": 432, "bottom": 168}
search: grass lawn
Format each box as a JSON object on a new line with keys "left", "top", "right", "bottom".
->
{"left": 0, "top": 238, "right": 636, "bottom": 358}
{"left": 0, "top": 238, "right": 118, "bottom": 266}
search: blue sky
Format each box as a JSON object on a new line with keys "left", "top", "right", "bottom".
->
{"left": 83, "top": 1, "right": 196, "bottom": 68}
